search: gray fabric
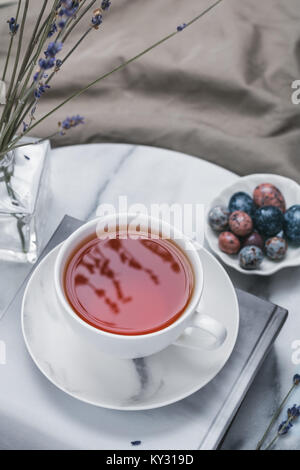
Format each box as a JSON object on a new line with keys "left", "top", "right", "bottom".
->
{"left": 1, "top": 0, "right": 300, "bottom": 181}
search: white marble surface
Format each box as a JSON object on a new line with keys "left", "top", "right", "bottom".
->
{"left": 21, "top": 245, "right": 238, "bottom": 409}
{"left": 1, "top": 143, "right": 300, "bottom": 450}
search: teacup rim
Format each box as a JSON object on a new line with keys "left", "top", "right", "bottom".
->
{"left": 54, "top": 213, "right": 204, "bottom": 340}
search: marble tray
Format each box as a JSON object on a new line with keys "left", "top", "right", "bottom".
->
{"left": 0, "top": 216, "right": 288, "bottom": 450}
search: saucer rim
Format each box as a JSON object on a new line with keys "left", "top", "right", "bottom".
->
{"left": 21, "top": 244, "right": 239, "bottom": 411}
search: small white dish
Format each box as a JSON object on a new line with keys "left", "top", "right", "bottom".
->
{"left": 21, "top": 245, "right": 239, "bottom": 411}
{"left": 206, "top": 173, "right": 300, "bottom": 276}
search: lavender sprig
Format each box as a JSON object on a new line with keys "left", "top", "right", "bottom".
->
{"left": 7, "top": 18, "right": 19, "bottom": 35}
{"left": 18, "top": 0, "right": 65, "bottom": 81}
{"left": 0, "top": 0, "right": 61, "bottom": 150}
{"left": 47, "top": 5, "right": 107, "bottom": 82}
{"left": 16, "top": 1, "right": 49, "bottom": 82}
{"left": 2, "top": 0, "right": 224, "bottom": 157}
{"left": 91, "top": 8, "right": 102, "bottom": 28}
{"left": 177, "top": 23, "right": 187, "bottom": 32}
{"left": 101, "top": 0, "right": 111, "bottom": 10}
{"left": 264, "top": 404, "right": 300, "bottom": 450}
{"left": 23, "top": 41, "right": 63, "bottom": 130}
{"left": 0, "top": 0, "right": 78, "bottom": 150}
{"left": 59, "top": 114, "right": 84, "bottom": 132}
{"left": 1, "top": 1, "right": 21, "bottom": 86}
{"left": 60, "top": 0, "right": 97, "bottom": 43}
{"left": 56, "top": 0, "right": 81, "bottom": 32}
{"left": 256, "top": 374, "right": 300, "bottom": 451}
{"left": 20, "top": 6, "right": 101, "bottom": 133}
{"left": 0, "top": 0, "right": 29, "bottom": 148}
{"left": 3, "top": 1, "right": 97, "bottom": 144}
{"left": 48, "top": 22, "right": 58, "bottom": 38}
{"left": 15, "top": 114, "right": 85, "bottom": 151}
{"left": 22, "top": 0, "right": 62, "bottom": 76}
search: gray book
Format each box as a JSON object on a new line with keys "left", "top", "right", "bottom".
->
{"left": 0, "top": 216, "right": 288, "bottom": 450}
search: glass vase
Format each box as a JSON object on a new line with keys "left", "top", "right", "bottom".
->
{"left": 0, "top": 139, "right": 51, "bottom": 263}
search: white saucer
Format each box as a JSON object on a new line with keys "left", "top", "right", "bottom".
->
{"left": 21, "top": 245, "right": 239, "bottom": 411}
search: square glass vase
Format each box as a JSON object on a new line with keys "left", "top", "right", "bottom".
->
{"left": 0, "top": 138, "right": 51, "bottom": 263}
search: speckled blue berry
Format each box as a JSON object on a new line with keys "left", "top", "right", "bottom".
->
{"left": 284, "top": 205, "right": 300, "bottom": 245}
{"left": 208, "top": 205, "right": 229, "bottom": 231}
{"left": 265, "top": 237, "right": 287, "bottom": 260}
{"left": 228, "top": 192, "right": 255, "bottom": 216}
{"left": 239, "top": 245, "right": 264, "bottom": 270}
{"left": 254, "top": 206, "right": 283, "bottom": 237}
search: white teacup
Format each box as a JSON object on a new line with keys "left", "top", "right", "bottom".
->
{"left": 54, "top": 213, "right": 227, "bottom": 359}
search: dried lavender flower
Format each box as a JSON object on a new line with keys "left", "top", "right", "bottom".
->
{"left": 48, "top": 22, "right": 57, "bottom": 37}
{"left": 91, "top": 9, "right": 103, "bottom": 29}
{"left": 177, "top": 23, "right": 187, "bottom": 32}
{"left": 257, "top": 373, "right": 300, "bottom": 450}
{"left": 59, "top": 115, "right": 84, "bottom": 133}
{"left": 7, "top": 17, "right": 19, "bottom": 35}
{"left": 293, "top": 374, "right": 300, "bottom": 386}
{"left": 101, "top": 0, "right": 111, "bottom": 10}
{"left": 44, "top": 42, "right": 63, "bottom": 58}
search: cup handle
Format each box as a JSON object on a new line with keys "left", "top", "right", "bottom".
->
{"left": 174, "top": 304, "right": 227, "bottom": 350}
